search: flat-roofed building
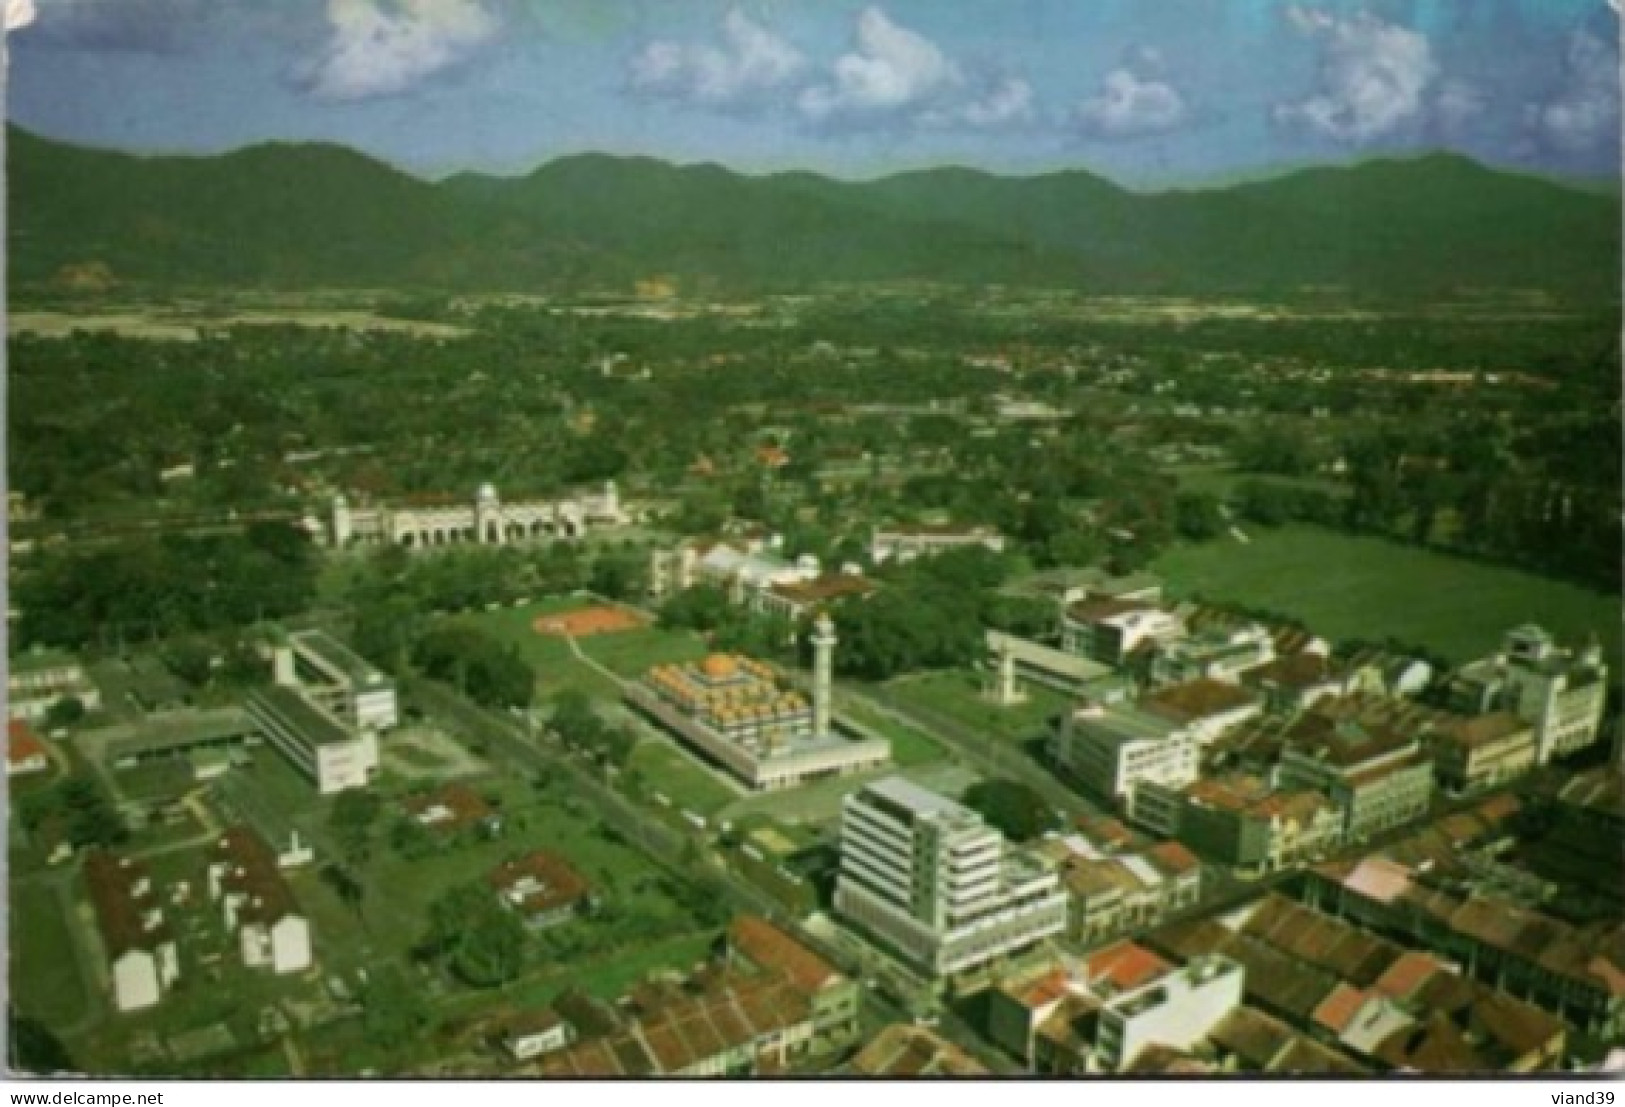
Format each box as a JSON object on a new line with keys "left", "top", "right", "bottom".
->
{"left": 207, "top": 827, "right": 312, "bottom": 974}
{"left": 1275, "top": 708, "right": 1433, "bottom": 843}
{"left": 1447, "top": 626, "right": 1607, "bottom": 764}
{"left": 1051, "top": 702, "right": 1198, "bottom": 812}
{"left": 1060, "top": 599, "right": 1183, "bottom": 667}
{"left": 1094, "top": 955, "right": 1245, "bottom": 1073}
{"left": 870, "top": 524, "right": 1005, "bottom": 566}
{"left": 247, "top": 684, "right": 379, "bottom": 795}
{"left": 285, "top": 630, "right": 397, "bottom": 732}
{"left": 835, "top": 777, "right": 1067, "bottom": 978}
{"left": 1142, "top": 678, "right": 1265, "bottom": 745}
{"left": 1149, "top": 624, "right": 1275, "bottom": 688}
{"left": 1427, "top": 711, "right": 1537, "bottom": 795}
{"left": 1137, "top": 773, "right": 1345, "bottom": 876}
{"left": 84, "top": 850, "right": 179, "bottom": 1013}
{"left": 8, "top": 647, "right": 101, "bottom": 722}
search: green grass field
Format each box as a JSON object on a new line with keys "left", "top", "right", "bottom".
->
{"left": 626, "top": 740, "right": 738, "bottom": 818}
{"left": 1154, "top": 525, "right": 1620, "bottom": 670}
{"left": 835, "top": 700, "right": 948, "bottom": 767}
{"left": 8, "top": 880, "right": 91, "bottom": 1030}
{"left": 455, "top": 598, "right": 705, "bottom": 702}
{"left": 883, "top": 671, "right": 1066, "bottom": 744}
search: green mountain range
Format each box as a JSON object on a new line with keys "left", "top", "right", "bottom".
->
{"left": 9, "top": 126, "right": 1619, "bottom": 302}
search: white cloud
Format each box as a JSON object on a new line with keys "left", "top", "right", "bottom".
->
{"left": 1073, "top": 67, "right": 1188, "bottom": 139}
{"left": 1274, "top": 7, "right": 1436, "bottom": 143}
{"left": 959, "top": 77, "right": 1035, "bottom": 128}
{"left": 797, "top": 7, "right": 962, "bottom": 124}
{"left": 630, "top": 9, "right": 805, "bottom": 108}
{"left": 7, "top": 0, "right": 37, "bottom": 32}
{"left": 921, "top": 77, "right": 1035, "bottom": 130}
{"left": 1530, "top": 29, "right": 1620, "bottom": 153}
{"left": 301, "top": 0, "right": 500, "bottom": 102}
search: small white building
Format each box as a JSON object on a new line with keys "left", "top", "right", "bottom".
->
{"left": 84, "top": 850, "right": 180, "bottom": 1013}
{"left": 7, "top": 648, "right": 101, "bottom": 722}
{"left": 869, "top": 524, "right": 1006, "bottom": 567}
{"left": 1094, "top": 956, "right": 1245, "bottom": 1072}
{"left": 208, "top": 827, "right": 313, "bottom": 975}
{"left": 502, "top": 1010, "right": 576, "bottom": 1061}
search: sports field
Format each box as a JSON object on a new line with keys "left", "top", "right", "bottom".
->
{"left": 1154, "top": 525, "right": 1619, "bottom": 671}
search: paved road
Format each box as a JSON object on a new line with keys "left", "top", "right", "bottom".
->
{"left": 840, "top": 681, "right": 1095, "bottom": 820}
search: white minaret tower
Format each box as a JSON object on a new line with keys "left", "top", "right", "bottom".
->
{"left": 812, "top": 612, "right": 837, "bottom": 738}
{"left": 331, "top": 493, "right": 353, "bottom": 548}
{"left": 476, "top": 483, "right": 502, "bottom": 544}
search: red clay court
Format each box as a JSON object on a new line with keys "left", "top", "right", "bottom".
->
{"left": 531, "top": 605, "right": 647, "bottom": 638}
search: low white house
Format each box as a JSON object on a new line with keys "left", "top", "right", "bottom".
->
{"left": 503, "top": 1010, "right": 577, "bottom": 1060}
{"left": 208, "top": 827, "right": 313, "bottom": 974}
{"left": 84, "top": 850, "right": 180, "bottom": 1013}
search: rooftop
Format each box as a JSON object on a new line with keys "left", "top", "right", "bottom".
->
{"left": 211, "top": 826, "right": 301, "bottom": 927}
{"left": 489, "top": 851, "right": 591, "bottom": 919}
{"left": 727, "top": 916, "right": 843, "bottom": 997}
{"left": 1143, "top": 677, "right": 1261, "bottom": 721}
{"left": 290, "top": 629, "right": 390, "bottom": 689}
{"left": 848, "top": 1024, "right": 988, "bottom": 1077}
{"left": 249, "top": 684, "right": 356, "bottom": 747}
{"left": 83, "top": 849, "right": 170, "bottom": 958}
{"left": 8, "top": 720, "right": 48, "bottom": 767}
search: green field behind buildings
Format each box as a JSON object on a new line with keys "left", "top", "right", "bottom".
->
{"left": 1154, "top": 525, "right": 1620, "bottom": 673}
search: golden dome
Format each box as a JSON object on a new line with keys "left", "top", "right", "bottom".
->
{"left": 701, "top": 653, "right": 739, "bottom": 680}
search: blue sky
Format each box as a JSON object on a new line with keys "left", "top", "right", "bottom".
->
{"left": 7, "top": 0, "right": 1620, "bottom": 185}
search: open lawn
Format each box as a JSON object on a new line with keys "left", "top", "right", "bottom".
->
{"left": 576, "top": 625, "right": 709, "bottom": 679}
{"left": 625, "top": 739, "right": 738, "bottom": 818}
{"left": 9, "top": 880, "right": 91, "bottom": 1031}
{"left": 454, "top": 599, "right": 657, "bottom": 702}
{"left": 834, "top": 699, "right": 948, "bottom": 767}
{"left": 884, "top": 671, "right": 1066, "bottom": 744}
{"left": 1154, "top": 525, "right": 1620, "bottom": 671}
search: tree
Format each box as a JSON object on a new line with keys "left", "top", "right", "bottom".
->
{"left": 58, "top": 776, "right": 126, "bottom": 848}
{"left": 421, "top": 882, "right": 529, "bottom": 988}
{"left": 329, "top": 790, "right": 381, "bottom": 866}
{"left": 359, "top": 965, "right": 435, "bottom": 1051}
{"left": 960, "top": 780, "right": 1059, "bottom": 843}
{"left": 8, "top": 1007, "right": 73, "bottom": 1075}
{"left": 390, "top": 817, "right": 440, "bottom": 861}
{"left": 1173, "top": 492, "right": 1226, "bottom": 542}
{"left": 42, "top": 695, "right": 86, "bottom": 730}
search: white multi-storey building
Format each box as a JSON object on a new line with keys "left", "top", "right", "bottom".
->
{"left": 1449, "top": 626, "right": 1608, "bottom": 765}
{"left": 1094, "top": 956, "right": 1245, "bottom": 1072}
{"left": 284, "top": 630, "right": 398, "bottom": 732}
{"left": 835, "top": 777, "right": 1067, "bottom": 978}
{"left": 247, "top": 684, "right": 379, "bottom": 795}
{"left": 1050, "top": 703, "right": 1199, "bottom": 814}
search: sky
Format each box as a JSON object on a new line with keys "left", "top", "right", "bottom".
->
{"left": 5, "top": 0, "right": 1621, "bottom": 186}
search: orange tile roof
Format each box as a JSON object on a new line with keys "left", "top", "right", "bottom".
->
{"left": 1146, "top": 840, "right": 1201, "bottom": 877}
{"left": 1144, "top": 678, "right": 1261, "bottom": 720}
{"left": 729, "top": 916, "right": 843, "bottom": 996}
{"left": 7, "top": 720, "right": 47, "bottom": 768}
{"left": 1087, "top": 941, "right": 1171, "bottom": 993}
{"left": 1373, "top": 951, "right": 1445, "bottom": 1001}
{"left": 488, "top": 851, "right": 591, "bottom": 919}
{"left": 1311, "top": 983, "right": 1368, "bottom": 1035}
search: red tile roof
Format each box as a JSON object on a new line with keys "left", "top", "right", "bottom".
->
{"left": 211, "top": 826, "right": 301, "bottom": 927}
{"left": 489, "top": 851, "right": 591, "bottom": 920}
{"left": 849, "top": 1025, "right": 988, "bottom": 1077}
{"left": 1146, "top": 840, "right": 1201, "bottom": 878}
{"left": 83, "top": 850, "right": 170, "bottom": 958}
{"left": 1372, "top": 951, "right": 1445, "bottom": 1001}
{"left": 401, "top": 782, "right": 495, "bottom": 833}
{"left": 7, "top": 720, "right": 47, "bottom": 769}
{"left": 1312, "top": 983, "right": 1368, "bottom": 1035}
{"left": 1143, "top": 678, "right": 1261, "bottom": 720}
{"left": 729, "top": 916, "right": 843, "bottom": 996}
{"left": 1087, "top": 941, "right": 1171, "bottom": 994}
